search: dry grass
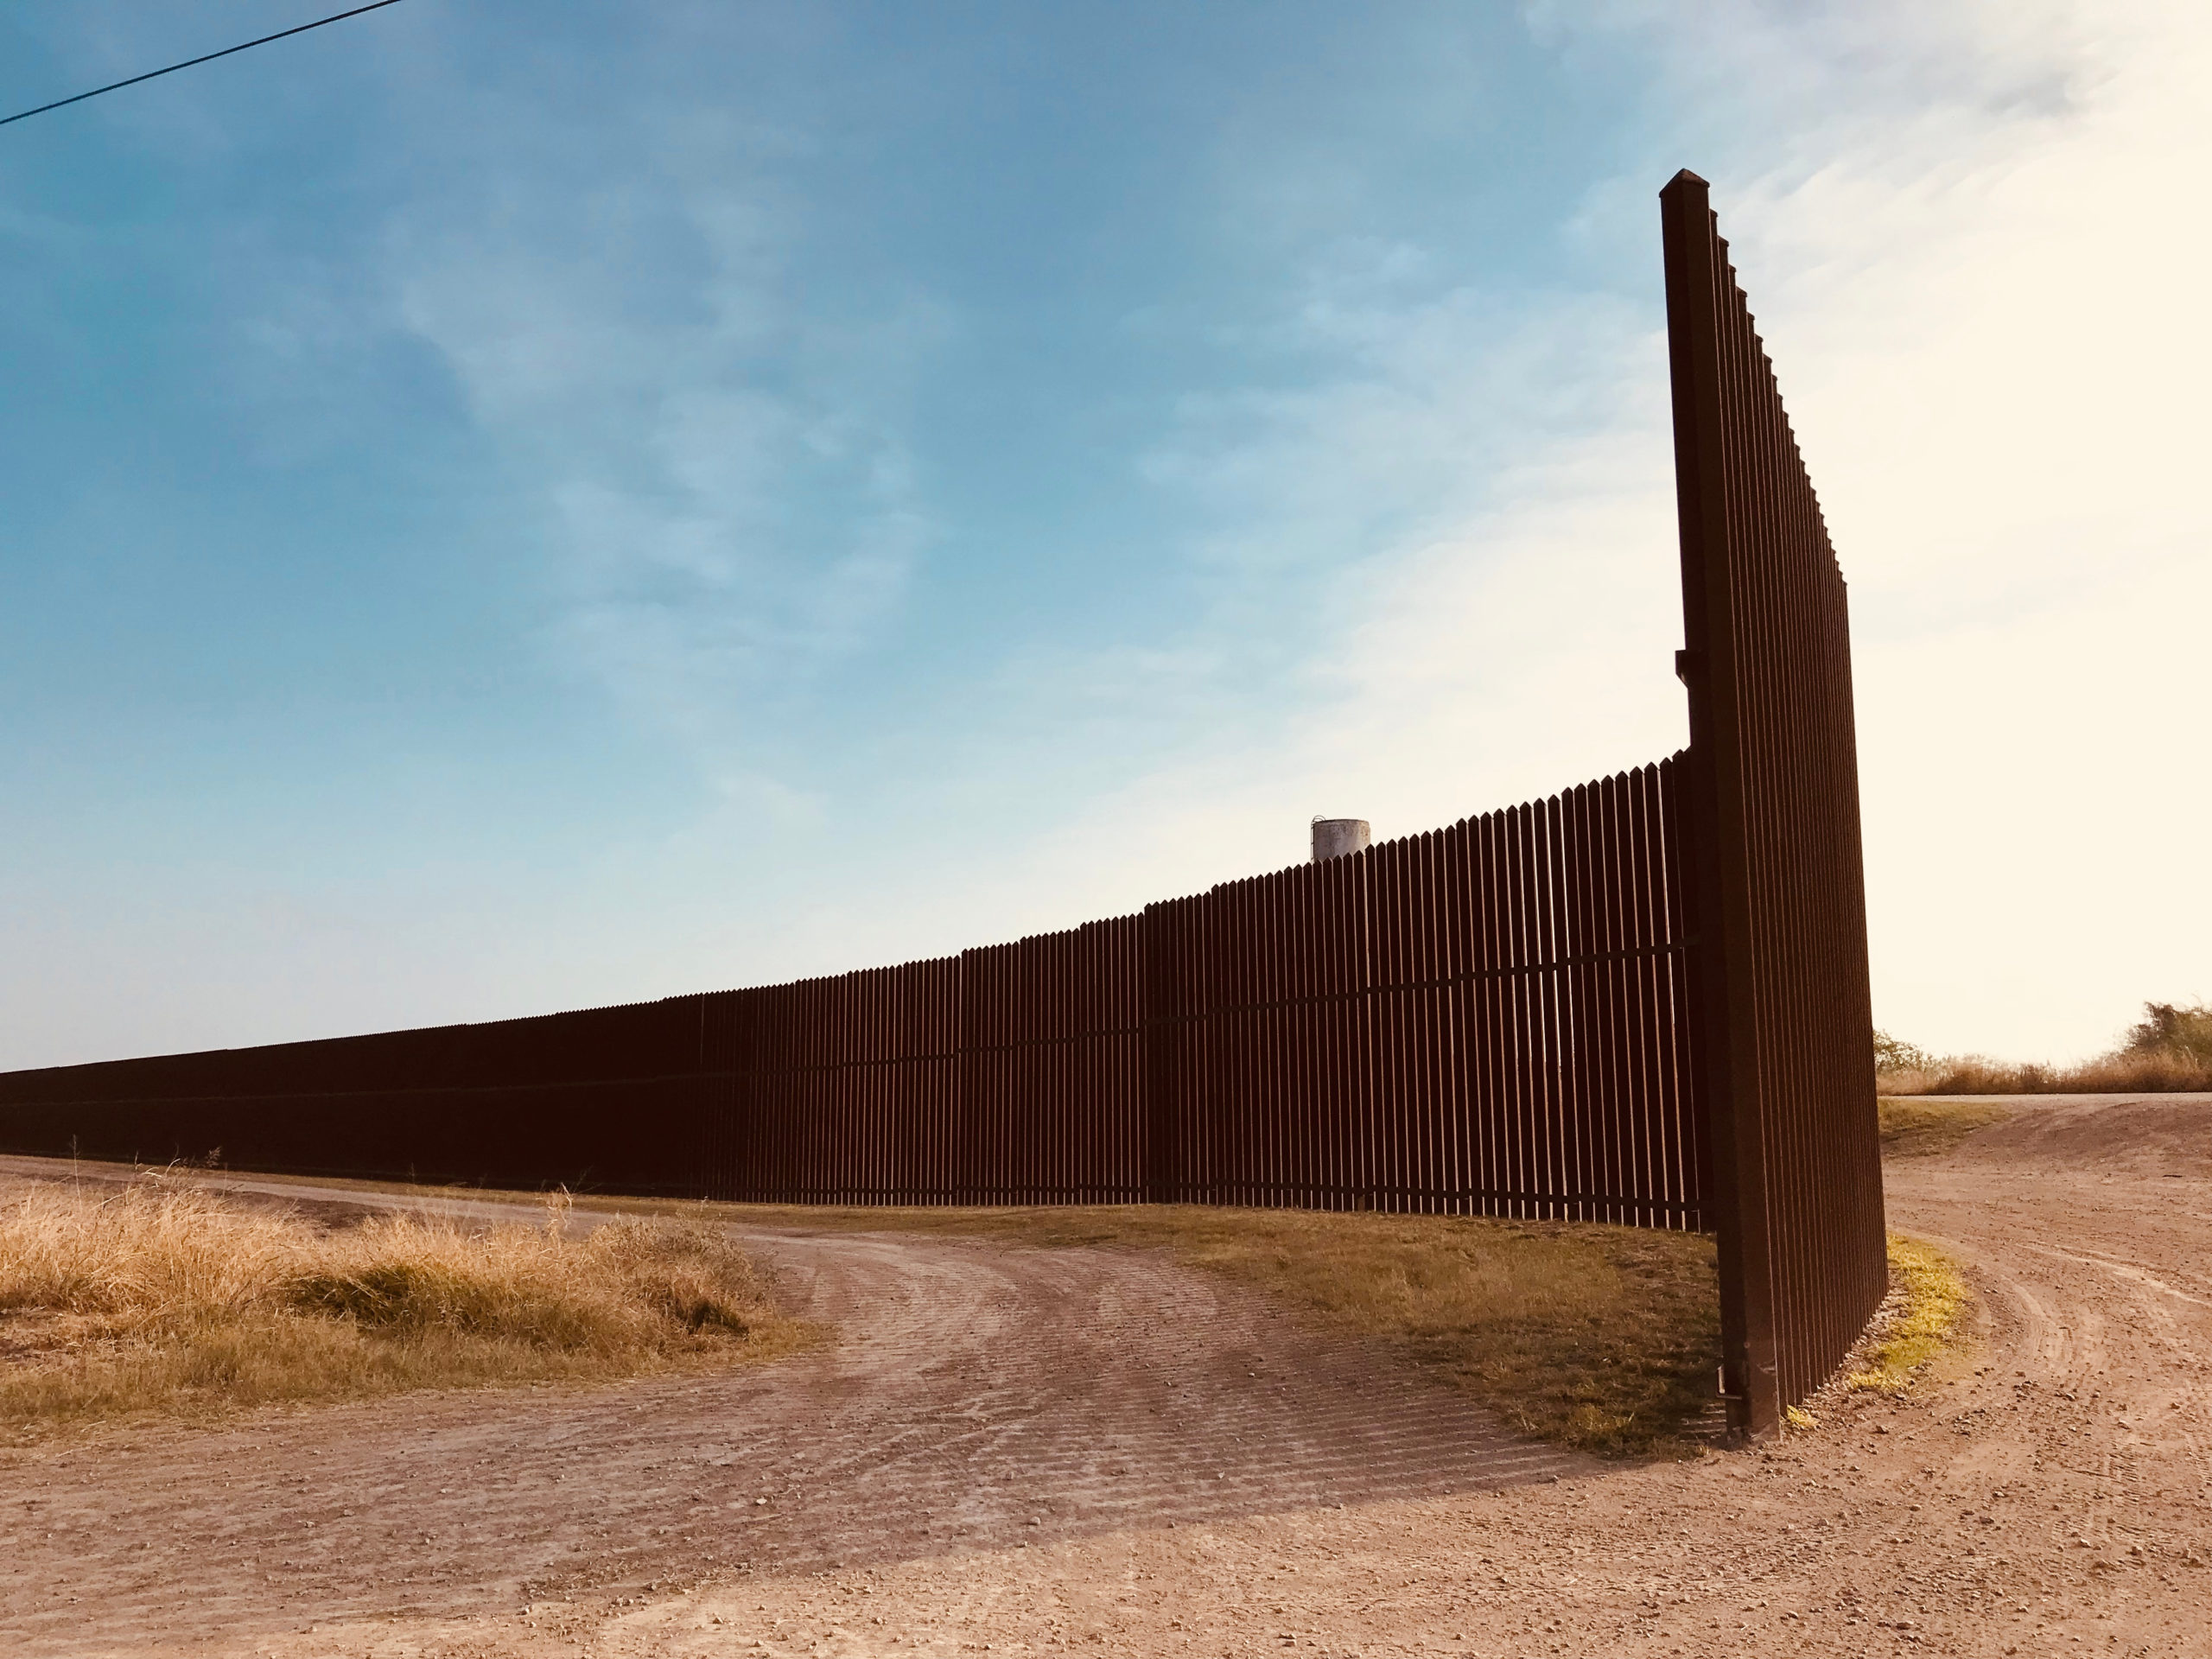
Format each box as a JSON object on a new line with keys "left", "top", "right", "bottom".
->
{"left": 1845, "top": 1235, "right": 1971, "bottom": 1394}
{"left": 1880, "top": 1051, "right": 2212, "bottom": 1096}
{"left": 712, "top": 1202, "right": 1722, "bottom": 1460}
{"left": 1877, "top": 1096, "right": 2011, "bottom": 1158}
{"left": 0, "top": 1176, "right": 803, "bottom": 1435}
{"left": 1876, "top": 1001, "right": 2212, "bottom": 1096}
{"left": 12, "top": 1164, "right": 1719, "bottom": 1459}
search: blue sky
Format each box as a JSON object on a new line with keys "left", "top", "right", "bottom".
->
{"left": 3, "top": 1, "right": 2207, "bottom": 1068}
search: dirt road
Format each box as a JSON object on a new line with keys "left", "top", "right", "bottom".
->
{"left": 0, "top": 1168, "right": 1582, "bottom": 1656}
{"left": 3, "top": 1095, "right": 2209, "bottom": 1656}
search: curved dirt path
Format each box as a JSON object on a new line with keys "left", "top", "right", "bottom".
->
{"left": 0, "top": 1168, "right": 1581, "bottom": 1656}
{"left": 4, "top": 1096, "right": 2210, "bottom": 1657}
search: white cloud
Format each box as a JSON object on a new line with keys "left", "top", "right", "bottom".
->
{"left": 794, "top": 0, "right": 2212, "bottom": 1063}
{"left": 1677, "top": 1, "right": 2212, "bottom": 1058}
{"left": 18, "top": 1, "right": 2198, "bottom": 1071}
{"left": 389, "top": 116, "right": 938, "bottom": 778}
{"left": 745, "top": 274, "right": 1694, "bottom": 967}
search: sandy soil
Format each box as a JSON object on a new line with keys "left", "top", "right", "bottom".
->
{"left": 3, "top": 1095, "right": 2209, "bottom": 1657}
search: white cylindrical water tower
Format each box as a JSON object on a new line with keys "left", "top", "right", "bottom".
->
{"left": 1311, "top": 817, "right": 1371, "bottom": 862}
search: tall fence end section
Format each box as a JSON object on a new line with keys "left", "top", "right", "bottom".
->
{"left": 1662, "top": 168, "right": 1888, "bottom": 1439}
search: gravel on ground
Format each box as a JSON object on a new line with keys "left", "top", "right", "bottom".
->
{"left": 2, "top": 1093, "right": 2207, "bottom": 1657}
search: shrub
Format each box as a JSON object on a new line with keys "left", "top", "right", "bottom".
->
{"left": 1873, "top": 1029, "right": 1936, "bottom": 1076}
{"left": 2122, "top": 1001, "right": 2212, "bottom": 1068}
{"left": 1877, "top": 998, "right": 2212, "bottom": 1095}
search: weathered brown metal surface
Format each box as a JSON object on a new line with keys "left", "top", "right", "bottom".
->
{"left": 1662, "top": 169, "right": 1887, "bottom": 1437}
{"left": 0, "top": 763, "right": 1704, "bottom": 1224}
{"left": 0, "top": 171, "right": 1881, "bottom": 1427}
{"left": 1141, "top": 762, "right": 1704, "bottom": 1224}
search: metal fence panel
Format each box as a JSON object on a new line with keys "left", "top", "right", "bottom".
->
{"left": 1662, "top": 168, "right": 1887, "bottom": 1437}
{"left": 0, "top": 763, "right": 1712, "bottom": 1225}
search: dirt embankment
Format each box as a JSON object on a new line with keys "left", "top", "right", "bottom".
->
{"left": 1929, "top": 1091, "right": 2212, "bottom": 1179}
{"left": 3, "top": 1094, "right": 2209, "bottom": 1657}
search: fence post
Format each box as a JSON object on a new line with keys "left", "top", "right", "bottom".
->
{"left": 1141, "top": 899, "right": 1185, "bottom": 1204}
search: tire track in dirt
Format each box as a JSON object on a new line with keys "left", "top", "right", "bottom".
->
{"left": 0, "top": 1170, "right": 1586, "bottom": 1656}
{"left": 10, "top": 1098, "right": 2211, "bottom": 1657}
{"left": 313, "top": 1096, "right": 2212, "bottom": 1659}
{"left": 1871, "top": 1102, "right": 2212, "bottom": 1613}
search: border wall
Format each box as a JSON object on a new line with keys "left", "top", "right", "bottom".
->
{"left": 0, "top": 761, "right": 1705, "bottom": 1225}
{"left": 0, "top": 174, "right": 1884, "bottom": 1436}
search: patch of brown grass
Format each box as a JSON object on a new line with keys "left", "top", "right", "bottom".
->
{"left": 12, "top": 1163, "right": 1720, "bottom": 1459}
{"left": 1877, "top": 1097, "right": 2011, "bottom": 1158}
{"left": 715, "top": 1202, "right": 1722, "bottom": 1460}
{"left": 1881, "top": 1051, "right": 2212, "bottom": 1096}
{"left": 0, "top": 1177, "right": 802, "bottom": 1434}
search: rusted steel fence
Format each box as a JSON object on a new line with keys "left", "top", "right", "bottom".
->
{"left": 1662, "top": 168, "right": 1887, "bottom": 1435}
{"left": 1147, "top": 762, "right": 1702, "bottom": 1224}
{"left": 0, "top": 998, "right": 714, "bottom": 1194}
{"left": 0, "top": 173, "right": 1881, "bottom": 1430}
{"left": 704, "top": 915, "right": 1148, "bottom": 1206}
{"left": 0, "top": 760, "right": 1704, "bottom": 1225}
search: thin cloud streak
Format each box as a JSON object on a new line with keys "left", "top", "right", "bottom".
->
{"left": 792, "top": 0, "right": 2210, "bottom": 1063}
{"left": 3, "top": 1, "right": 2198, "bottom": 1071}
{"left": 388, "top": 76, "right": 941, "bottom": 776}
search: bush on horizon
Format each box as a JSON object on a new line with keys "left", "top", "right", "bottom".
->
{"left": 1875, "top": 999, "right": 2212, "bottom": 1096}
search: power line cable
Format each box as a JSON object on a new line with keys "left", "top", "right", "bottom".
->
{"left": 2, "top": 0, "right": 408, "bottom": 130}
